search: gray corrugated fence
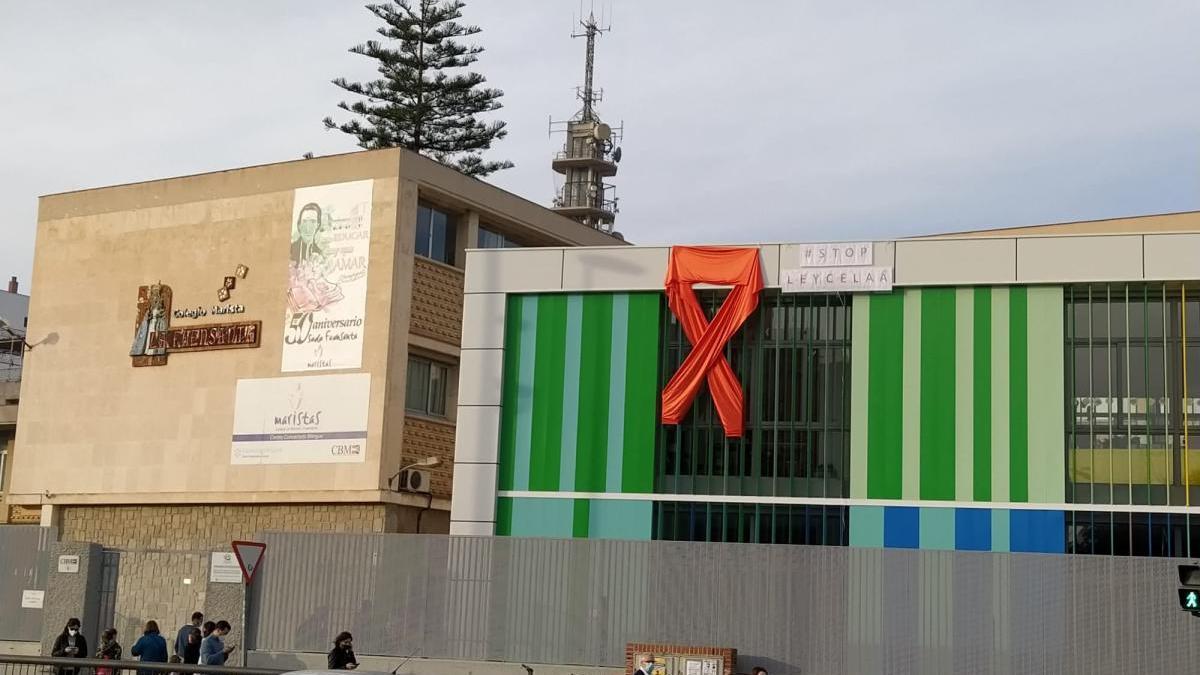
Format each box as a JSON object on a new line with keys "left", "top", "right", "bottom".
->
{"left": 249, "top": 533, "right": 1199, "bottom": 675}
{"left": 0, "top": 526, "right": 55, "bottom": 641}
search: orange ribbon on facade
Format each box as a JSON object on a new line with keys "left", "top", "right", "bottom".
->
{"left": 661, "top": 246, "right": 764, "bottom": 437}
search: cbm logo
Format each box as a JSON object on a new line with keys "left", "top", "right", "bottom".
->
{"left": 1178, "top": 565, "right": 1200, "bottom": 616}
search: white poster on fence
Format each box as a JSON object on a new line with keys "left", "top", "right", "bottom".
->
{"left": 282, "top": 179, "right": 374, "bottom": 372}
{"left": 231, "top": 373, "right": 370, "bottom": 465}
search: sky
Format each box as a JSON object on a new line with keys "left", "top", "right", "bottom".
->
{"left": 1, "top": 1, "right": 1198, "bottom": 293}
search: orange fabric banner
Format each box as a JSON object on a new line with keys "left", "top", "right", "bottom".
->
{"left": 661, "top": 246, "right": 764, "bottom": 437}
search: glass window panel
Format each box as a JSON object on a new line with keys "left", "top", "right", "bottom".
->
{"left": 774, "top": 508, "right": 790, "bottom": 545}
{"left": 1071, "top": 299, "right": 1090, "bottom": 340}
{"left": 725, "top": 504, "right": 740, "bottom": 543}
{"left": 1091, "top": 294, "right": 1110, "bottom": 338}
{"left": 429, "top": 363, "right": 447, "bottom": 416}
{"left": 1187, "top": 299, "right": 1200, "bottom": 339}
{"left": 758, "top": 506, "right": 774, "bottom": 544}
{"left": 414, "top": 206, "right": 431, "bottom": 258}
{"left": 709, "top": 507, "right": 723, "bottom": 543}
{"left": 1112, "top": 511, "right": 1132, "bottom": 556}
{"left": 405, "top": 358, "right": 431, "bottom": 413}
{"left": 1109, "top": 296, "right": 1127, "bottom": 339}
{"left": 430, "top": 216, "right": 448, "bottom": 263}
{"left": 478, "top": 227, "right": 505, "bottom": 249}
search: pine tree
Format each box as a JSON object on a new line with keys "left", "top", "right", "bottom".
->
{"left": 324, "top": 0, "right": 513, "bottom": 177}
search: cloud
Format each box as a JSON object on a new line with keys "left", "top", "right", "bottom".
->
{"left": 1, "top": 0, "right": 1197, "bottom": 289}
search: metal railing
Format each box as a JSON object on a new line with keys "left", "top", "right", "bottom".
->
{"left": 0, "top": 656, "right": 283, "bottom": 675}
{"left": 554, "top": 181, "right": 617, "bottom": 213}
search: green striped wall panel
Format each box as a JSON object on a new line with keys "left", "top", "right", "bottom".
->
{"left": 850, "top": 287, "right": 1065, "bottom": 503}
{"left": 498, "top": 293, "right": 662, "bottom": 494}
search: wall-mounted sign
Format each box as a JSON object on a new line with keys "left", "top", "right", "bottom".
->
{"left": 782, "top": 266, "right": 894, "bottom": 293}
{"left": 174, "top": 304, "right": 246, "bottom": 320}
{"left": 282, "top": 180, "right": 374, "bottom": 372}
{"left": 20, "top": 590, "right": 44, "bottom": 609}
{"left": 130, "top": 283, "right": 261, "bottom": 367}
{"left": 231, "top": 373, "right": 370, "bottom": 465}
{"left": 797, "top": 242, "right": 874, "bottom": 267}
{"left": 209, "top": 551, "right": 242, "bottom": 584}
{"left": 57, "top": 555, "right": 80, "bottom": 574}
{"left": 783, "top": 241, "right": 893, "bottom": 293}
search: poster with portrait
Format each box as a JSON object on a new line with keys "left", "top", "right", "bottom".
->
{"left": 282, "top": 179, "right": 374, "bottom": 371}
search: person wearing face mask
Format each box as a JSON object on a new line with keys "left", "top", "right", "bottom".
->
{"left": 634, "top": 653, "right": 657, "bottom": 675}
{"left": 327, "top": 632, "right": 359, "bottom": 670}
{"left": 51, "top": 618, "right": 88, "bottom": 675}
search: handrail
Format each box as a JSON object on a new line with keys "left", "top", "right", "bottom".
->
{"left": 0, "top": 655, "right": 283, "bottom": 675}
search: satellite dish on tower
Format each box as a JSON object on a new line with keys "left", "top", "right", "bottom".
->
{"left": 594, "top": 123, "right": 612, "bottom": 140}
{"left": 612, "top": 146, "right": 622, "bottom": 163}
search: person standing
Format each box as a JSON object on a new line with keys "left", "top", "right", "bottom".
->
{"left": 175, "top": 612, "right": 203, "bottom": 663}
{"left": 95, "top": 628, "right": 123, "bottom": 675}
{"left": 327, "top": 632, "right": 359, "bottom": 670}
{"left": 131, "top": 620, "right": 168, "bottom": 675}
{"left": 50, "top": 618, "right": 88, "bottom": 675}
{"left": 199, "top": 620, "right": 235, "bottom": 666}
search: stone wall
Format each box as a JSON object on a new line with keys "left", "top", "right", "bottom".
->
{"left": 401, "top": 416, "right": 456, "bottom": 498}
{"left": 111, "top": 550, "right": 209, "bottom": 648}
{"left": 60, "top": 503, "right": 418, "bottom": 551}
{"left": 409, "top": 257, "right": 464, "bottom": 345}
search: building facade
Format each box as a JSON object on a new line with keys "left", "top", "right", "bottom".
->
{"left": 451, "top": 211, "right": 1200, "bottom": 558}
{"left": 8, "top": 147, "right": 623, "bottom": 549}
{"left": 0, "top": 276, "right": 29, "bottom": 523}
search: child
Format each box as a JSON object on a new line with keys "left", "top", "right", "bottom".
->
{"left": 169, "top": 654, "right": 183, "bottom": 675}
{"left": 96, "top": 629, "right": 121, "bottom": 675}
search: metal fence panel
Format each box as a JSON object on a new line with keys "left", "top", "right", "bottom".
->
{"left": 250, "top": 533, "right": 1200, "bottom": 674}
{"left": 0, "top": 526, "right": 55, "bottom": 642}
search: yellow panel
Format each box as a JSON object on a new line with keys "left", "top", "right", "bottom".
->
{"left": 1067, "top": 448, "right": 1200, "bottom": 485}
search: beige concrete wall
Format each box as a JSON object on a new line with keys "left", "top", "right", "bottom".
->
{"left": 13, "top": 150, "right": 405, "bottom": 506}
{"left": 111, "top": 550, "right": 209, "bottom": 645}
{"left": 59, "top": 502, "right": 446, "bottom": 550}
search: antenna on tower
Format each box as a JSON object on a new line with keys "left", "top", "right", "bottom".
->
{"left": 548, "top": 3, "right": 623, "bottom": 234}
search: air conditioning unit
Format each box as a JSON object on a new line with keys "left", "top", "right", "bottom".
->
{"left": 397, "top": 468, "right": 432, "bottom": 494}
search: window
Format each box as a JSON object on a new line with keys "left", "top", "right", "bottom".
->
{"left": 657, "top": 290, "right": 852, "bottom": 498}
{"left": 406, "top": 356, "right": 448, "bottom": 417}
{"left": 654, "top": 502, "right": 848, "bottom": 546}
{"left": 1066, "top": 284, "right": 1200, "bottom": 507}
{"left": 415, "top": 203, "right": 457, "bottom": 264}
{"left": 478, "top": 226, "right": 523, "bottom": 249}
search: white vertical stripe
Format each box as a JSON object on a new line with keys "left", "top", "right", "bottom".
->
{"left": 850, "top": 296, "right": 871, "bottom": 499}
{"left": 955, "top": 288, "right": 974, "bottom": 500}
{"left": 902, "top": 288, "right": 922, "bottom": 500}
{"left": 991, "top": 287, "right": 1011, "bottom": 502}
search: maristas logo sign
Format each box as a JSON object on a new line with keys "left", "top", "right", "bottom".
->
{"left": 231, "top": 373, "right": 370, "bottom": 465}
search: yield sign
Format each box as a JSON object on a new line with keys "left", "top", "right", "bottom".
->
{"left": 231, "top": 540, "right": 266, "bottom": 585}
